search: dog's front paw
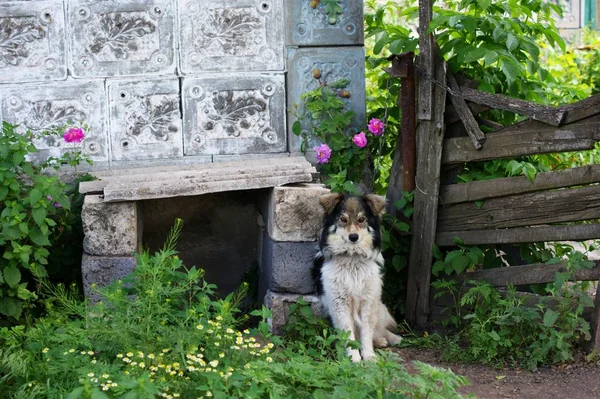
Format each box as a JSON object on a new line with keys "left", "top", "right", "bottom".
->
{"left": 347, "top": 348, "right": 362, "bottom": 362}
{"left": 361, "top": 350, "right": 376, "bottom": 361}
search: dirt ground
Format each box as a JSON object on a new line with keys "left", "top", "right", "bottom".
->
{"left": 392, "top": 347, "right": 600, "bottom": 398}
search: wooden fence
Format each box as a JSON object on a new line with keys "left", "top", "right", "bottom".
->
{"left": 399, "top": 52, "right": 600, "bottom": 351}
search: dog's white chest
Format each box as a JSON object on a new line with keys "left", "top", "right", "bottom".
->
{"left": 321, "top": 256, "right": 382, "bottom": 298}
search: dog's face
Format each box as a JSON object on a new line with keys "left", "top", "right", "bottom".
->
{"left": 318, "top": 193, "right": 386, "bottom": 257}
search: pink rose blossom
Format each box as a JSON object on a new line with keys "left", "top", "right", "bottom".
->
{"left": 314, "top": 143, "right": 332, "bottom": 164}
{"left": 63, "top": 127, "right": 85, "bottom": 143}
{"left": 352, "top": 132, "right": 368, "bottom": 148}
{"left": 367, "top": 118, "right": 385, "bottom": 136}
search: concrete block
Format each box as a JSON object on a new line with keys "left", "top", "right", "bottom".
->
{"left": 264, "top": 290, "right": 324, "bottom": 335}
{"left": 107, "top": 78, "right": 183, "bottom": 161}
{"left": 182, "top": 74, "right": 286, "bottom": 155}
{"left": 286, "top": 47, "right": 366, "bottom": 152}
{"left": 82, "top": 195, "right": 140, "bottom": 256}
{"left": 267, "top": 184, "right": 329, "bottom": 242}
{"left": 68, "top": 0, "right": 176, "bottom": 78}
{"left": 285, "top": 0, "right": 364, "bottom": 46}
{"left": 0, "top": 1, "right": 67, "bottom": 83}
{"left": 261, "top": 234, "right": 317, "bottom": 294}
{"left": 0, "top": 80, "right": 108, "bottom": 163}
{"left": 179, "top": 0, "right": 284, "bottom": 73}
{"left": 81, "top": 253, "right": 137, "bottom": 302}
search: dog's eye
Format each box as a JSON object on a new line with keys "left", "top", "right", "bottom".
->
{"left": 358, "top": 217, "right": 366, "bottom": 223}
{"left": 339, "top": 216, "right": 348, "bottom": 223}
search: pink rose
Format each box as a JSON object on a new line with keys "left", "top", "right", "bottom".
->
{"left": 314, "top": 143, "right": 332, "bottom": 164}
{"left": 63, "top": 127, "right": 85, "bottom": 143}
{"left": 367, "top": 118, "right": 385, "bottom": 136}
{"left": 352, "top": 132, "right": 368, "bottom": 148}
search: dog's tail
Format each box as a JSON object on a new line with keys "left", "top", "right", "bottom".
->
{"left": 377, "top": 302, "right": 399, "bottom": 333}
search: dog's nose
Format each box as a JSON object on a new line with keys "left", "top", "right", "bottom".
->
{"left": 349, "top": 233, "right": 359, "bottom": 242}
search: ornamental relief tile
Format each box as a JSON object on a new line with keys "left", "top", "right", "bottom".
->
{"left": 179, "top": 0, "right": 284, "bottom": 73}
{"left": 69, "top": 0, "right": 175, "bottom": 77}
{"left": 285, "top": 0, "right": 363, "bottom": 46}
{"left": 108, "top": 79, "right": 183, "bottom": 161}
{"left": 0, "top": 1, "right": 67, "bottom": 82}
{"left": 183, "top": 74, "right": 286, "bottom": 155}
{"left": 0, "top": 80, "right": 108, "bottom": 162}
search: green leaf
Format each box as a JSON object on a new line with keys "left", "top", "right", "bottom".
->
{"left": 488, "top": 330, "right": 501, "bottom": 341}
{"left": 462, "top": 47, "right": 488, "bottom": 64}
{"left": 0, "top": 186, "right": 8, "bottom": 201}
{"left": 474, "top": 200, "right": 485, "bottom": 208}
{"left": 29, "top": 188, "right": 43, "bottom": 205}
{"left": 451, "top": 255, "right": 471, "bottom": 274}
{"left": 506, "top": 33, "right": 520, "bottom": 51}
{"left": 543, "top": 309, "right": 559, "bottom": 328}
{"left": 477, "top": 0, "right": 491, "bottom": 10}
{"left": 492, "top": 26, "right": 507, "bottom": 43}
{"left": 500, "top": 56, "right": 521, "bottom": 83}
{"left": 29, "top": 228, "right": 51, "bottom": 246}
{"left": 522, "top": 163, "right": 537, "bottom": 183}
{"left": 483, "top": 51, "right": 499, "bottom": 66}
{"left": 32, "top": 206, "right": 47, "bottom": 226}
{"left": 66, "top": 387, "right": 84, "bottom": 399}
{"left": 4, "top": 265, "right": 21, "bottom": 287}
{"left": 0, "top": 297, "right": 23, "bottom": 319}
{"left": 292, "top": 120, "right": 302, "bottom": 136}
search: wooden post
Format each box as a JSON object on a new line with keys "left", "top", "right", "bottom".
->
{"left": 417, "top": 0, "right": 433, "bottom": 121}
{"left": 588, "top": 280, "right": 600, "bottom": 352}
{"left": 405, "top": 60, "right": 447, "bottom": 327}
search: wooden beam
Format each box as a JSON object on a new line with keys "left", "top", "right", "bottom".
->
{"left": 436, "top": 223, "right": 600, "bottom": 246}
{"left": 455, "top": 261, "right": 600, "bottom": 287}
{"left": 562, "top": 93, "right": 600, "bottom": 125}
{"left": 440, "top": 164, "right": 600, "bottom": 205}
{"left": 442, "top": 114, "right": 600, "bottom": 165}
{"left": 446, "top": 71, "right": 486, "bottom": 149}
{"left": 437, "top": 184, "right": 600, "bottom": 232}
{"left": 417, "top": 0, "right": 433, "bottom": 120}
{"left": 405, "top": 61, "right": 447, "bottom": 327}
{"left": 457, "top": 86, "right": 565, "bottom": 126}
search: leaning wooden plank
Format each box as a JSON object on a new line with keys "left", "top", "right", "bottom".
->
{"left": 442, "top": 114, "right": 600, "bottom": 164}
{"left": 405, "top": 61, "right": 447, "bottom": 327}
{"left": 102, "top": 170, "right": 314, "bottom": 202}
{"left": 562, "top": 93, "right": 600, "bottom": 125}
{"left": 589, "top": 282, "right": 600, "bottom": 352}
{"left": 436, "top": 223, "right": 600, "bottom": 246}
{"left": 457, "top": 86, "right": 565, "bottom": 126}
{"left": 437, "top": 184, "right": 600, "bottom": 232}
{"left": 440, "top": 164, "right": 600, "bottom": 205}
{"left": 446, "top": 71, "right": 485, "bottom": 149}
{"left": 455, "top": 260, "right": 600, "bottom": 287}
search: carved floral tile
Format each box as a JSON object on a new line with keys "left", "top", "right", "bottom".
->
{"left": 0, "top": 0, "right": 67, "bottom": 83}
{"left": 286, "top": 47, "right": 366, "bottom": 152}
{"left": 108, "top": 79, "right": 183, "bottom": 161}
{"left": 68, "top": 0, "right": 176, "bottom": 77}
{"left": 0, "top": 80, "right": 108, "bottom": 162}
{"left": 182, "top": 74, "right": 286, "bottom": 155}
{"left": 285, "top": 0, "right": 363, "bottom": 46}
{"left": 179, "top": 0, "right": 284, "bottom": 73}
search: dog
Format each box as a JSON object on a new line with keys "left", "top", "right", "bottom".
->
{"left": 312, "top": 192, "right": 402, "bottom": 362}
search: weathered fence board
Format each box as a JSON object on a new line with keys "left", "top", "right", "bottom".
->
{"left": 456, "top": 86, "right": 565, "bottom": 126}
{"left": 437, "top": 185, "right": 600, "bottom": 232}
{"left": 442, "top": 114, "right": 600, "bottom": 165}
{"left": 436, "top": 223, "right": 600, "bottom": 246}
{"left": 455, "top": 261, "right": 600, "bottom": 287}
{"left": 562, "top": 93, "right": 600, "bottom": 124}
{"left": 440, "top": 164, "right": 600, "bottom": 205}
{"left": 446, "top": 72, "right": 485, "bottom": 149}
{"left": 405, "top": 61, "right": 447, "bottom": 327}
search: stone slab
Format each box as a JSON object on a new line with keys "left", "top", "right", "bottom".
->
{"left": 178, "top": 0, "right": 284, "bottom": 73}
{"left": 287, "top": 47, "right": 366, "bottom": 152}
{"left": 267, "top": 184, "right": 329, "bottom": 242}
{"left": 107, "top": 78, "right": 183, "bottom": 161}
{"left": 182, "top": 73, "right": 286, "bottom": 156}
{"left": 285, "top": 0, "right": 364, "bottom": 46}
{"left": 68, "top": 0, "right": 176, "bottom": 78}
{"left": 82, "top": 195, "right": 140, "bottom": 256}
{"left": 0, "top": 0, "right": 67, "bottom": 83}
{"left": 81, "top": 253, "right": 137, "bottom": 302}
{"left": 0, "top": 79, "right": 108, "bottom": 163}
{"left": 264, "top": 290, "right": 324, "bottom": 335}
{"left": 262, "top": 234, "right": 316, "bottom": 294}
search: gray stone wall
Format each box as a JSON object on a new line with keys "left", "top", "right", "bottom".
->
{"left": 0, "top": 0, "right": 365, "bottom": 169}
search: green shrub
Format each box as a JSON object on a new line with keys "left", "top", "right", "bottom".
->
{"left": 0, "top": 122, "right": 90, "bottom": 323}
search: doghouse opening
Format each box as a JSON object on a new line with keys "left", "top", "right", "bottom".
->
{"left": 141, "top": 189, "right": 269, "bottom": 297}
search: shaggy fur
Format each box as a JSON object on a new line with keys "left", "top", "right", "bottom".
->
{"left": 312, "top": 193, "right": 401, "bottom": 362}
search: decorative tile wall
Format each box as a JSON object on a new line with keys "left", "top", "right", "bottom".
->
{"left": 0, "top": 0, "right": 366, "bottom": 168}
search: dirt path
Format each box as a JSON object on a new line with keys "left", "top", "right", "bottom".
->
{"left": 392, "top": 347, "right": 600, "bottom": 398}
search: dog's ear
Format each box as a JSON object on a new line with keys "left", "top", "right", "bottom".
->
{"left": 364, "top": 194, "right": 387, "bottom": 217}
{"left": 319, "top": 193, "right": 343, "bottom": 215}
